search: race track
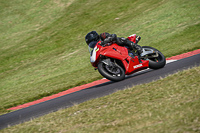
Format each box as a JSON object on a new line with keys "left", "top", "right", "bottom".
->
{"left": 0, "top": 53, "right": 199, "bottom": 130}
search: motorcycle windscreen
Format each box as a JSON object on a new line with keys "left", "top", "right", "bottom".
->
{"left": 88, "top": 41, "right": 97, "bottom": 56}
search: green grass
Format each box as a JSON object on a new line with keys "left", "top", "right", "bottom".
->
{"left": 0, "top": 0, "right": 200, "bottom": 114}
{"left": 2, "top": 66, "right": 200, "bottom": 133}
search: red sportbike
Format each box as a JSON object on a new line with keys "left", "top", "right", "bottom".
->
{"left": 88, "top": 34, "right": 166, "bottom": 81}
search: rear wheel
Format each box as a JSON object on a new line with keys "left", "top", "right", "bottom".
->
{"left": 98, "top": 60, "right": 125, "bottom": 81}
{"left": 142, "top": 46, "right": 166, "bottom": 69}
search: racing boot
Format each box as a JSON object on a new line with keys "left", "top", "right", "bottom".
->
{"left": 131, "top": 42, "right": 143, "bottom": 63}
{"left": 136, "top": 36, "right": 141, "bottom": 44}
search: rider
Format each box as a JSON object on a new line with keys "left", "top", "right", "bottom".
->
{"left": 85, "top": 31, "right": 143, "bottom": 62}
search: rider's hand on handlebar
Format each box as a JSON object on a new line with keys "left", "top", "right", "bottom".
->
{"left": 99, "top": 42, "right": 106, "bottom": 47}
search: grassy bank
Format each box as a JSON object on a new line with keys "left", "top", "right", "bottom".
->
{"left": 0, "top": 0, "right": 200, "bottom": 114}
{"left": 2, "top": 66, "right": 200, "bottom": 132}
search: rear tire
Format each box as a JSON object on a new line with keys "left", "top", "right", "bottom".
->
{"left": 142, "top": 46, "right": 166, "bottom": 69}
{"left": 98, "top": 61, "right": 125, "bottom": 81}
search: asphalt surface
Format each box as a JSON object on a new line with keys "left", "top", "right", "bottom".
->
{"left": 0, "top": 54, "right": 200, "bottom": 130}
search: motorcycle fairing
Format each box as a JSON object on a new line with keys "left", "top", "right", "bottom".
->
{"left": 90, "top": 45, "right": 98, "bottom": 63}
{"left": 125, "top": 56, "right": 149, "bottom": 75}
{"left": 99, "top": 44, "right": 149, "bottom": 75}
{"left": 100, "top": 44, "right": 129, "bottom": 61}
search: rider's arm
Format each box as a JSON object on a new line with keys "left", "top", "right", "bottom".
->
{"left": 99, "top": 33, "right": 117, "bottom": 46}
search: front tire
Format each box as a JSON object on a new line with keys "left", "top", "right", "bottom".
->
{"left": 98, "top": 61, "right": 125, "bottom": 81}
{"left": 142, "top": 46, "right": 166, "bottom": 69}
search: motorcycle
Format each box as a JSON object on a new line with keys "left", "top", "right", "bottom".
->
{"left": 88, "top": 34, "right": 166, "bottom": 81}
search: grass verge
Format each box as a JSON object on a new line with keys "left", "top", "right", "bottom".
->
{"left": 0, "top": 0, "right": 200, "bottom": 114}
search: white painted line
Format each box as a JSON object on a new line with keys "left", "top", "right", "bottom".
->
{"left": 166, "top": 60, "right": 177, "bottom": 64}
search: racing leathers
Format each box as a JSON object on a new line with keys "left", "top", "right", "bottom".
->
{"left": 99, "top": 32, "right": 143, "bottom": 62}
{"left": 99, "top": 32, "right": 143, "bottom": 55}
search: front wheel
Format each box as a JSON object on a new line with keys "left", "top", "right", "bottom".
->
{"left": 98, "top": 60, "right": 125, "bottom": 81}
{"left": 142, "top": 46, "right": 166, "bottom": 69}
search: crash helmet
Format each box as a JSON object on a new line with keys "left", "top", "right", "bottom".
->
{"left": 85, "top": 31, "right": 99, "bottom": 45}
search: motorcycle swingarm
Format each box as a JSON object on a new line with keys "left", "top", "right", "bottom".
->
{"left": 141, "top": 48, "right": 159, "bottom": 58}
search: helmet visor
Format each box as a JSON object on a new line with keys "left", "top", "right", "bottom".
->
{"left": 89, "top": 41, "right": 97, "bottom": 48}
